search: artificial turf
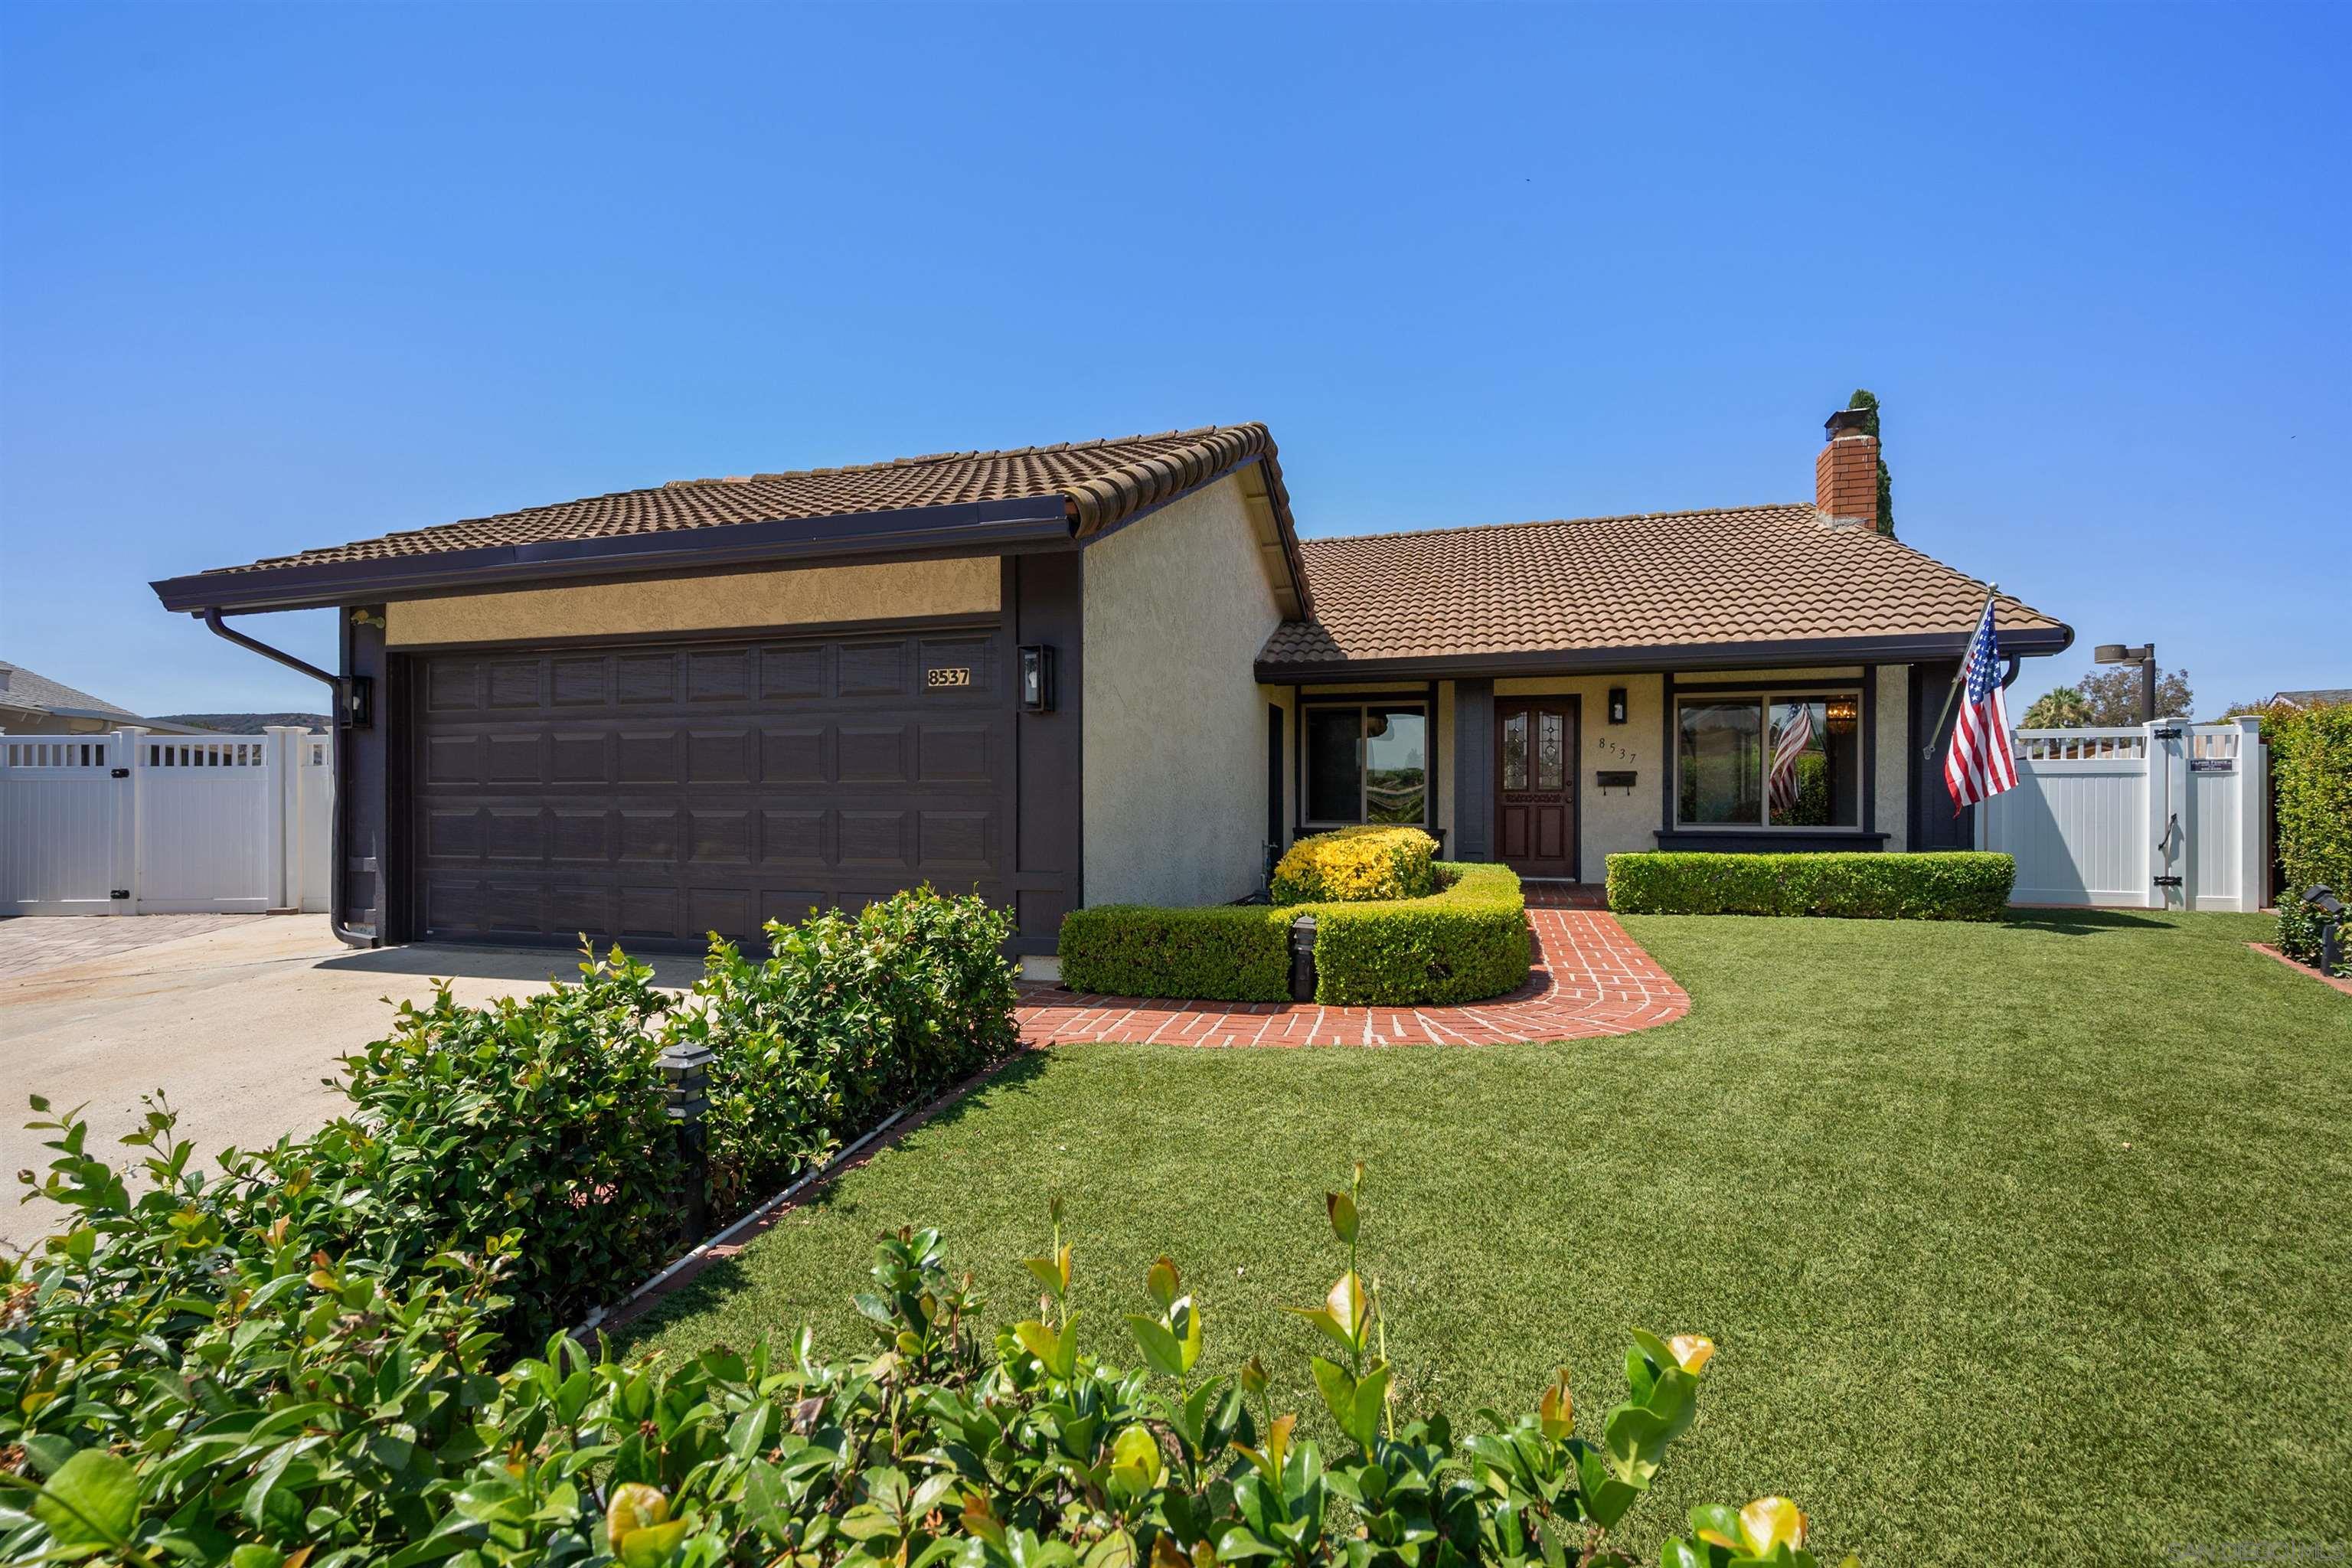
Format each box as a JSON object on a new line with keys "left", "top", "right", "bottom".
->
{"left": 629, "top": 910, "right": 2352, "bottom": 1566}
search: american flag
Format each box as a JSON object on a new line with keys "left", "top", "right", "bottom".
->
{"left": 1944, "top": 592, "right": 2019, "bottom": 811}
{"left": 1769, "top": 701, "right": 1814, "bottom": 815}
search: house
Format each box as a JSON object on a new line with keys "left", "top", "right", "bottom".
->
{"left": 152, "top": 410, "right": 2072, "bottom": 959}
{"left": 2267, "top": 688, "right": 2351, "bottom": 709}
{"left": 0, "top": 659, "right": 207, "bottom": 736}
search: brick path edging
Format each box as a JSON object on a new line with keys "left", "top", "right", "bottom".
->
{"left": 2250, "top": 942, "right": 2352, "bottom": 998}
{"left": 1017, "top": 909, "right": 1690, "bottom": 1047}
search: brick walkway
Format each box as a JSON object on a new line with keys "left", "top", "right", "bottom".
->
{"left": 1017, "top": 907, "right": 1687, "bottom": 1047}
{"left": 0, "top": 913, "right": 262, "bottom": 981}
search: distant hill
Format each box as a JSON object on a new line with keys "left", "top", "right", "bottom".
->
{"left": 153, "top": 712, "right": 331, "bottom": 734}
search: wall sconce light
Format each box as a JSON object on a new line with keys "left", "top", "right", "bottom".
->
{"left": 1018, "top": 645, "right": 1057, "bottom": 713}
{"left": 1607, "top": 687, "right": 1628, "bottom": 724}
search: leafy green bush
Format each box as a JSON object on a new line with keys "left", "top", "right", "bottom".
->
{"left": 5, "top": 1132, "right": 1846, "bottom": 1568}
{"left": 678, "top": 887, "right": 1021, "bottom": 1220}
{"left": 1272, "top": 825, "right": 1439, "bottom": 906}
{"left": 227, "top": 946, "right": 684, "bottom": 1346}
{"left": 1058, "top": 903, "right": 1292, "bottom": 1001}
{"left": 2265, "top": 701, "right": 2352, "bottom": 961}
{"left": 1311, "top": 862, "right": 1530, "bottom": 1004}
{"left": 1606, "top": 851, "right": 2014, "bottom": 920}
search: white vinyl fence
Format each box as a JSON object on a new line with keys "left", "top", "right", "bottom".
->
{"left": 1975, "top": 715, "right": 2266, "bottom": 910}
{"left": 0, "top": 726, "right": 333, "bottom": 916}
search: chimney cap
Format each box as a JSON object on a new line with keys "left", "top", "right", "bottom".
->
{"left": 1824, "top": 407, "right": 1874, "bottom": 438}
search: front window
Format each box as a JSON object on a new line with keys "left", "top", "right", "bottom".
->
{"left": 1675, "top": 691, "right": 1860, "bottom": 828}
{"left": 1302, "top": 704, "right": 1429, "bottom": 826}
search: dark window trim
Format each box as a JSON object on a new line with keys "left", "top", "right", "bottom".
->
{"left": 1296, "top": 698, "right": 1434, "bottom": 832}
{"left": 1668, "top": 678, "right": 1874, "bottom": 834}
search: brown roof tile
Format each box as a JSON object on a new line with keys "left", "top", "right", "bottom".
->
{"left": 205, "top": 423, "right": 1290, "bottom": 576}
{"left": 1259, "top": 504, "right": 2067, "bottom": 670}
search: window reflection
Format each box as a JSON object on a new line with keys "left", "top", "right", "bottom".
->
{"left": 1677, "top": 701, "right": 1762, "bottom": 825}
{"left": 1365, "top": 708, "right": 1426, "bottom": 823}
{"left": 1303, "top": 704, "right": 1429, "bottom": 826}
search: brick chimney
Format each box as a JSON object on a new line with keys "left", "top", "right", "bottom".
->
{"left": 1815, "top": 407, "right": 1879, "bottom": 530}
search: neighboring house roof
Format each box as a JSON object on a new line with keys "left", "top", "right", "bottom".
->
{"left": 162, "top": 425, "right": 1303, "bottom": 614}
{"left": 2269, "top": 688, "right": 2352, "bottom": 707}
{"left": 0, "top": 659, "right": 142, "bottom": 724}
{"left": 1256, "top": 503, "right": 2070, "bottom": 677}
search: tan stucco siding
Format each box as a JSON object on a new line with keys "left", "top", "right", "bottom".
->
{"left": 1494, "top": 674, "right": 1667, "bottom": 869}
{"left": 384, "top": 557, "right": 1000, "bottom": 647}
{"left": 1083, "top": 476, "right": 1282, "bottom": 906}
{"left": 1874, "top": 665, "right": 1909, "bottom": 851}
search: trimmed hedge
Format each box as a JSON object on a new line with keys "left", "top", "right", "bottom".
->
{"left": 1058, "top": 903, "right": 1292, "bottom": 1001}
{"left": 1606, "top": 850, "right": 2015, "bottom": 920}
{"left": 1056, "top": 863, "right": 1530, "bottom": 1006}
{"left": 1312, "top": 861, "right": 1530, "bottom": 1004}
{"left": 1271, "top": 824, "right": 1438, "bottom": 905}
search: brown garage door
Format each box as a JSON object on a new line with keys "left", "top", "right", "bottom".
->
{"left": 408, "top": 624, "right": 1010, "bottom": 949}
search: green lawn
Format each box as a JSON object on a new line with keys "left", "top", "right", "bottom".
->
{"left": 629, "top": 911, "right": 2352, "bottom": 1566}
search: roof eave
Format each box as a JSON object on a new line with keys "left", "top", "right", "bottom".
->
{"left": 151, "top": 497, "right": 1077, "bottom": 615}
{"left": 1253, "top": 624, "right": 2076, "bottom": 684}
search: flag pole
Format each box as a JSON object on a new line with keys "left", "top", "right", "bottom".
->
{"left": 1921, "top": 582, "right": 1999, "bottom": 760}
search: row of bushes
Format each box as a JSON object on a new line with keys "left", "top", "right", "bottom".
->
{"left": 21, "top": 888, "right": 1021, "bottom": 1349}
{"left": 1605, "top": 851, "right": 2016, "bottom": 920}
{"left": 2264, "top": 700, "right": 2352, "bottom": 972}
{"left": 1060, "top": 860, "right": 1531, "bottom": 1006}
{"left": 2, "top": 1137, "right": 1836, "bottom": 1568}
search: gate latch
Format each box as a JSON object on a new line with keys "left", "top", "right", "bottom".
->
{"left": 110, "top": 767, "right": 129, "bottom": 778}
{"left": 2153, "top": 875, "right": 2184, "bottom": 888}
{"left": 109, "top": 889, "right": 131, "bottom": 900}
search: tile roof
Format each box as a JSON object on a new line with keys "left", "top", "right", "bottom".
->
{"left": 204, "top": 424, "right": 1289, "bottom": 576}
{"left": 0, "top": 659, "right": 142, "bottom": 720}
{"left": 1257, "top": 504, "right": 2069, "bottom": 670}
{"left": 2270, "top": 688, "right": 2352, "bottom": 707}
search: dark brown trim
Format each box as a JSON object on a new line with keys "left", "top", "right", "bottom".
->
{"left": 1255, "top": 626, "right": 2074, "bottom": 685}
{"left": 152, "top": 498, "right": 1075, "bottom": 615}
{"left": 383, "top": 611, "right": 1001, "bottom": 658}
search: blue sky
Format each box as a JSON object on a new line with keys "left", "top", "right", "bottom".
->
{"left": 2, "top": 2, "right": 2343, "bottom": 719}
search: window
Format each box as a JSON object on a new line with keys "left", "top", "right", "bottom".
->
{"left": 1302, "top": 704, "right": 1429, "bottom": 826}
{"left": 1674, "top": 691, "right": 1860, "bottom": 828}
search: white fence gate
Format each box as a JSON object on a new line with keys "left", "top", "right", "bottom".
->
{"left": 1975, "top": 715, "right": 2266, "bottom": 910}
{"left": 0, "top": 726, "right": 334, "bottom": 916}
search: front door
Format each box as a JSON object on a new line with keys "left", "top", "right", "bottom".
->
{"left": 1497, "top": 697, "right": 1578, "bottom": 878}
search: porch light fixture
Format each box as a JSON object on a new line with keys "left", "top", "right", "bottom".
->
{"left": 1825, "top": 697, "right": 1859, "bottom": 723}
{"left": 1607, "top": 687, "right": 1628, "bottom": 724}
{"left": 1018, "top": 645, "right": 1057, "bottom": 713}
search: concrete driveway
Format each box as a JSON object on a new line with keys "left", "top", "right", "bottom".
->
{"left": 2, "top": 916, "right": 701, "bottom": 1250}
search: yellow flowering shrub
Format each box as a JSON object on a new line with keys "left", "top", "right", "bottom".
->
{"left": 1271, "top": 825, "right": 1439, "bottom": 906}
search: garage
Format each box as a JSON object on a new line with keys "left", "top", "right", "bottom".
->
{"left": 407, "top": 622, "right": 1011, "bottom": 949}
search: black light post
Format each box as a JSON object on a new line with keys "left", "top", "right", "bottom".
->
{"left": 2094, "top": 642, "right": 2158, "bottom": 721}
{"left": 2306, "top": 886, "right": 2346, "bottom": 978}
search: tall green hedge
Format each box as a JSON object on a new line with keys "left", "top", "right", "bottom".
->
{"left": 1056, "top": 864, "right": 1531, "bottom": 1005}
{"left": 1058, "top": 904, "right": 1292, "bottom": 1001}
{"left": 1606, "top": 851, "right": 2015, "bottom": 920}
{"left": 2269, "top": 701, "right": 2352, "bottom": 897}
{"left": 1311, "top": 862, "right": 1530, "bottom": 1004}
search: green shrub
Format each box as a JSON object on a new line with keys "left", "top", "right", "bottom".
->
{"left": 1606, "top": 851, "right": 2015, "bottom": 920}
{"left": 1059, "top": 903, "right": 1292, "bottom": 1001}
{"left": 2266, "top": 701, "right": 2352, "bottom": 958}
{"left": 228, "top": 945, "right": 684, "bottom": 1346}
{"left": 1272, "top": 825, "right": 1439, "bottom": 905}
{"left": 1310, "top": 861, "right": 1530, "bottom": 1004}
{"left": 678, "top": 887, "right": 1022, "bottom": 1220}
{"left": 5, "top": 1133, "right": 1842, "bottom": 1568}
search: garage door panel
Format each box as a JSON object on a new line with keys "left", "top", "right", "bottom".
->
{"left": 837, "top": 725, "right": 910, "bottom": 782}
{"left": 838, "top": 642, "right": 907, "bottom": 697}
{"left": 760, "top": 645, "right": 828, "bottom": 702}
{"left": 412, "top": 626, "right": 1006, "bottom": 948}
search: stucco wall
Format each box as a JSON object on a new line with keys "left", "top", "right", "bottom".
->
{"left": 1494, "top": 674, "right": 1666, "bottom": 871}
{"left": 1874, "top": 665, "right": 1909, "bottom": 851}
{"left": 384, "top": 557, "right": 1000, "bottom": 647}
{"left": 1083, "top": 475, "right": 1284, "bottom": 906}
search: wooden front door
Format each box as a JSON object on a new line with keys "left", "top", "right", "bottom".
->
{"left": 1497, "top": 697, "right": 1578, "bottom": 878}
